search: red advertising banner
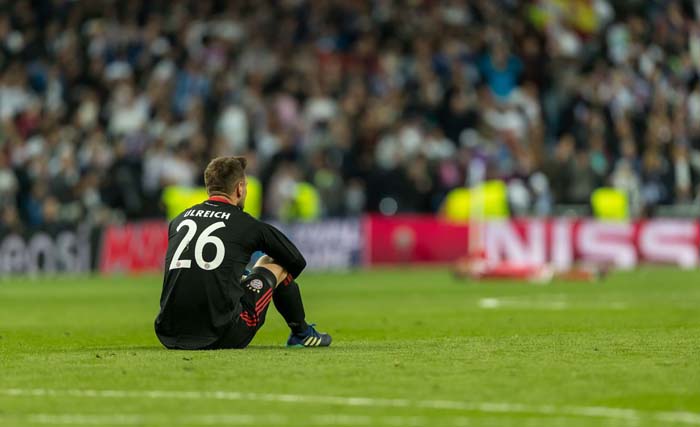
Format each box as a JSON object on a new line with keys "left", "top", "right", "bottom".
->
{"left": 99, "top": 221, "right": 169, "bottom": 273}
{"left": 365, "top": 216, "right": 700, "bottom": 269}
{"left": 365, "top": 215, "right": 469, "bottom": 264}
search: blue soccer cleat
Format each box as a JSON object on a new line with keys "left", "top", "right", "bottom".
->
{"left": 286, "top": 324, "right": 332, "bottom": 348}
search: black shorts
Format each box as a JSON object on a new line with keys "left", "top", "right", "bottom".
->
{"left": 204, "top": 266, "right": 277, "bottom": 349}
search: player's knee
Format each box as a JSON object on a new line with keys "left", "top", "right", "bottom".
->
{"left": 255, "top": 255, "right": 275, "bottom": 266}
{"left": 253, "top": 256, "right": 288, "bottom": 284}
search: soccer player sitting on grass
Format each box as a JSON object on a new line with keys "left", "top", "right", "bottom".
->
{"left": 154, "top": 156, "right": 331, "bottom": 350}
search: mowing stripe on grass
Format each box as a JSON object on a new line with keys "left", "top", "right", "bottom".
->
{"left": 2, "top": 388, "right": 699, "bottom": 425}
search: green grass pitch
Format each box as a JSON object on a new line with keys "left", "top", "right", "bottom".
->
{"left": 1, "top": 267, "right": 699, "bottom": 427}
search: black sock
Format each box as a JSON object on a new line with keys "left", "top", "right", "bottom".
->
{"left": 273, "top": 279, "right": 308, "bottom": 334}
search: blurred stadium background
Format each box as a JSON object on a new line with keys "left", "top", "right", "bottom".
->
{"left": 3, "top": 0, "right": 700, "bottom": 274}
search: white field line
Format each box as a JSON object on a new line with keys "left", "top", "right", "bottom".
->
{"left": 478, "top": 298, "right": 628, "bottom": 310}
{"left": 9, "top": 413, "right": 435, "bottom": 426}
{"left": 26, "top": 414, "right": 288, "bottom": 426}
{"left": 1, "top": 388, "right": 699, "bottom": 425}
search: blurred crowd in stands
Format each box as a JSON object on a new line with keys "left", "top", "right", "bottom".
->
{"left": 2, "top": 0, "right": 700, "bottom": 232}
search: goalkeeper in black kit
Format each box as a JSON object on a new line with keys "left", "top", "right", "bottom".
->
{"left": 155, "top": 156, "right": 331, "bottom": 350}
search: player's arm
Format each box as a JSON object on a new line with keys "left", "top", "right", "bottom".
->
{"left": 167, "top": 218, "right": 177, "bottom": 238}
{"left": 257, "top": 223, "right": 307, "bottom": 279}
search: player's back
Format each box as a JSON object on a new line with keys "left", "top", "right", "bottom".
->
{"left": 154, "top": 199, "right": 259, "bottom": 349}
{"left": 154, "top": 197, "right": 306, "bottom": 350}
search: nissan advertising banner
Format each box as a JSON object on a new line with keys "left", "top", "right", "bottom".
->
{"left": 365, "top": 216, "right": 700, "bottom": 269}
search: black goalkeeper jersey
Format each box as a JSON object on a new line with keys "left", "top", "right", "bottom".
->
{"left": 154, "top": 198, "right": 306, "bottom": 349}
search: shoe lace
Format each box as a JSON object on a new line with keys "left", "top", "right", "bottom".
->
{"left": 307, "top": 323, "right": 320, "bottom": 338}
